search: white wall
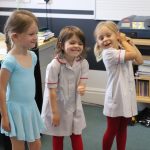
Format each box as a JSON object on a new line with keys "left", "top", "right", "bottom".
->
{"left": 0, "top": 0, "right": 95, "bottom": 19}
{"left": 82, "top": 70, "right": 107, "bottom": 105}
{"left": 0, "top": 0, "right": 95, "bottom": 10}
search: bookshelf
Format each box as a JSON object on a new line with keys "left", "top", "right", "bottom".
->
{"left": 133, "top": 38, "right": 150, "bottom": 103}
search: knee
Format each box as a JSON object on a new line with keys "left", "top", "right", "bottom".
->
{"left": 29, "top": 139, "right": 41, "bottom": 150}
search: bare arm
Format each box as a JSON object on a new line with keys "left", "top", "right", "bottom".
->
{"left": 119, "top": 33, "right": 143, "bottom": 64}
{"left": 48, "top": 88, "right": 60, "bottom": 126}
{"left": 127, "top": 37, "right": 143, "bottom": 65}
{"left": 0, "top": 68, "right": 11, "bottom": 131}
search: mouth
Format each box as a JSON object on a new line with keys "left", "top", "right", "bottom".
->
{"left": 103, "top": 41, "right": 112, "bottom": 48}
{"left": 71, "top": 49, "right": 80, "bottom": 52}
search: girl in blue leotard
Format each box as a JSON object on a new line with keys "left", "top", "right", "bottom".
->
{"left": 0, "top": 10, "right": 45, "bottom": 150}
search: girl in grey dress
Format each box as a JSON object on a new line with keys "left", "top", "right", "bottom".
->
{"left": 41, "top": 26, "right": 89, "bottom": 150}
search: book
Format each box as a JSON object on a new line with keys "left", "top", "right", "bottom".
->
{"left": 38, "top": 29, "right": 54, "bottom": 42}
{"left": 138, "top": 65, "right": 150, "bottom": 73}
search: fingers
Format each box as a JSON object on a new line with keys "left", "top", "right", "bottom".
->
{"left": 2, "top": 124, "right": 11, "bottom": 132}
{"left": 77, "top": 86, "right": 86, "bottom": 96}
{"left": 1, "top": 118, "right": 11, "bottom": 132}
{"left": 51, "top": 114, "right": 60, "bottom": 127}
{"left": 52, "top": 122, "right": 59, "bottom": 127}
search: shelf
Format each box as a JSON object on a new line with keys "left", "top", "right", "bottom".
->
{"left": 137, "top": 96, "right": 150, "bottom": 103}
{"left": 132, "top": 39, "right": 150, "bottom": 46}
{"left": 135, "top": 76, "right": 150, "bottom": 80}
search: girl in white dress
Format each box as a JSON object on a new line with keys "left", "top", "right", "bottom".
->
{"left": 94, "top": 21, "right": 143, "bottom": 150}
{"left": 41, "top": 26, "right": 89, "bottom": 150}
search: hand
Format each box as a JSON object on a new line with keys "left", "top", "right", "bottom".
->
{"left": 126, "top": 37, "right": 134, "bottom": 46}
{"left": 118, "top": 32, "right": 127, "bottom": 43}
{"left": 51, "top": 112, "right": 60, "bottom": 127}
{"left": 77, "top": 85, "right": 86, "bottom": 96}
{"left": 1, "top": 116, "right": 11, "bottom": 132}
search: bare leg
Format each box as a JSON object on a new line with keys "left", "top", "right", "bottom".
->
{"left": 10, "top": 138, "right": 25, "bottom": 150}
{"left": 28, "top": 139, "right": 41, "bottom": 150}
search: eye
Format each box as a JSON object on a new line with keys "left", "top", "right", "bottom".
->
{"left": 98, "top": 36, "right": 103, "bottom": 41}
{"left": 106, "top": 34, "right": 111, "bottom": 37}
{"left": 70, "top": 41, "right": 75, "bottom": 44}
{"left": 78, "top": 42, "right": 83, "bottom": 45}
{"left": 29, "top": 33, "right": 34, "bottom": 36}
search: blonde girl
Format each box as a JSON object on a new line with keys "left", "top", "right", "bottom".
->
{"left": 94, "top": 21, "right": 143, "bottom": 150}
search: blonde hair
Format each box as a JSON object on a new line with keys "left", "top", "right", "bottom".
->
{"left": 94, "top": 21, "right": 119, "bottom": 62}
{"left": 4, "top": 9, "right": 38, "bottom": 52}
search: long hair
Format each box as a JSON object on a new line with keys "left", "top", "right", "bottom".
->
{"left": 4, "top": 9, "right": 38, "bottom": 52}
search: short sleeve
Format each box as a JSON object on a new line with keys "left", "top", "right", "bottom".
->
{"left": 30, "top": 51, "right": 37, "bottom": 66}
{"left": 102, "top": 48, "right": 125, "bottom": 67}
{"left": 45, "top": 59, "right": 60, "bottom": 88}
{"left": 80, "top": 59, "right": 89, "bottom": 82}
{"left": 1, "top": 55, "right": 16, "bottom": 72}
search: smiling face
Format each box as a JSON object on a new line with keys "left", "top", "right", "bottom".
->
{"left": 15, "top": 22, "right": 38, "bottom": 49}
{"left": 63, "top": 35, "right": 84, "bottom": 60}
{"left": 96, "top": 26, "right": 119, "bottom": 50}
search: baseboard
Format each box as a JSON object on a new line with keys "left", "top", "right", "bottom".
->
{"left": 81, "top": 87, "right": 105, "bottom": 105}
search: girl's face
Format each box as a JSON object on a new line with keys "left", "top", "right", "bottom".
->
{"left": 96, "top": 26, "right": 119, "bottom": 50}
{"left": 15, "top": 22, "right": 38, "bottom": 49}
{"left": 63, "top": 35, "right": 84, "bottom": 60}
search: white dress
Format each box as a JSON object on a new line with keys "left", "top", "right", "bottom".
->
{"left": 41, "top": 56, "right": 89, "bottom": 136}
{"left": 102, "top": 48, "right": 137, "bottom": 118}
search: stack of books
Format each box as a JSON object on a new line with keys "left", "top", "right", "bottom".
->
{"left": 136, "top": 59, "right": 150, "bottom": 76}
{"left": 38, "top": 29, "right": 54, "bottom": 43}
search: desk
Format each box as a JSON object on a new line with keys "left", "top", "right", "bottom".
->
{"left": 0, "top": 37, "right": 57, "bottom": 60}
{"left": 38, "top": 38, "right": 57, "bottom": 93}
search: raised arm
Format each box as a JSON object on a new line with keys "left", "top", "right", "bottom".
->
{"left": 0, "top": 68, "right": 11, "bottom": 131}
{"left": 119, "top": 33, "right": 143, "bottom": 65}
{"left": 126, "top": 37, "right": 143, "bottom": 65}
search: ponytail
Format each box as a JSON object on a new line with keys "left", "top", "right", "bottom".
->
{"left": 94, "top": 43, "right": 103, "bottom": 62}
{"left": 5, "top": 31, "right": 12, "bottom": 52}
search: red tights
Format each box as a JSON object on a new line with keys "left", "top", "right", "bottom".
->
{"left": 102, "top": 116, "right": 130, "bottom": 150}
{"left": 52, "top": 134, "right": 83, "bottom": 150}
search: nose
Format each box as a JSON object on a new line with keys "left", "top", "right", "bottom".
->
{"left": 34, "top": 34, "right": 38, "bottom": 40}
{"left": 74, "top": 43, "right": 80, "bottom": 47}
{"left": 103, "top": 36, "right": 108, "bottom": 41}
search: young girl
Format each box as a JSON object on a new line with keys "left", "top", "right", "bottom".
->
{"left": 0, "top": 10, "right": 45, "bottom": 150}
{"left": 94, "top": 21, "right": 143, "bottom": 150}
{"left": 41, "top": 26, "right": 89, "bottom": 150}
